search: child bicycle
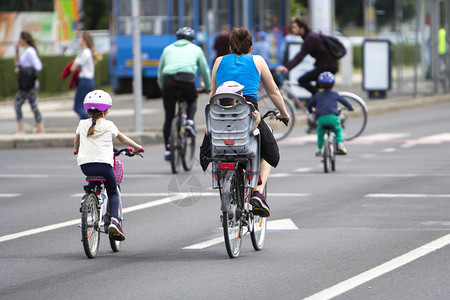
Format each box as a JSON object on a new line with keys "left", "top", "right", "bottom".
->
{"left": 205, "top": 91, "right": 287, "bottom": 258}
{"left": 320, "top": 123, "right": 337, "bottom": 173}
{"left": 76, "top": 147, "right": 144, "bottom": 258}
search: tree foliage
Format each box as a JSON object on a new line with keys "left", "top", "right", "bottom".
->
{"left": 82, "top": 0, "right": 109, "bottom": 30}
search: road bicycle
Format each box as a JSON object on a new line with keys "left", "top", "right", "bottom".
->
{"left": 77, "top": 147, "right": 144, "bottom": 258}
{"left": 205, "top": 92, "right": 288, "bottom": 258}
{"left": 258, "top": 77, "right": 368, "bottom": 141}
{"left": 168, "top": 89, "right": 196, "bottom": 174}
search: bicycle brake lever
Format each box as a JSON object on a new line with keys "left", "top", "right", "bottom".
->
{"left": 279, "top": 118, "right": 289, "bottom": 126}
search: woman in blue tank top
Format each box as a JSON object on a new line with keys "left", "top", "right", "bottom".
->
{"left": 208, "top": 27, "right": 290, "bottom": 218}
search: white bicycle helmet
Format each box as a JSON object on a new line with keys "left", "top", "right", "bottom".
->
{"left": 83, "top": 90, "right": 112, "bottom": 112}
{"left": 216, "top": 81, "right": 244, "bottom": 95}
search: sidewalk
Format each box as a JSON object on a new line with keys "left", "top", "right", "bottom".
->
{"left": 0, "top": 83, "right": 448, "bottom": 149}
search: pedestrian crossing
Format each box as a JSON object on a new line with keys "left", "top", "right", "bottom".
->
{"left": 280, "top": 132, "right": 450, "bottom": 147}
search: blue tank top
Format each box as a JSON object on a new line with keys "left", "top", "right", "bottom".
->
{"left": 216, "top": 54, "right": 261, "bottom": 100}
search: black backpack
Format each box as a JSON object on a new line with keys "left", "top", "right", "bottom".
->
{"left": 320, "top": 34, "right": 347, "bottom": 59}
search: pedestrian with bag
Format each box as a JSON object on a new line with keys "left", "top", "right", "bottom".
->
{"left": 14, "top": 31, "right": 44, "bottom": 134}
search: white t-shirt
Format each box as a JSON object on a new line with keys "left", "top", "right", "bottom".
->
{"left": 74, "top": 48, "right": 95, "bottom": 79}
{"left": 76, "top": 118, "right": 119, "bottom": 167}
{"left": 18, "top": 47, "right": 42, "bottom": 71}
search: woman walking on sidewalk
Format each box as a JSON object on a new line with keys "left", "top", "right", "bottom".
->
{"left": 14, "top": 31, "right": 45, "bottom": 134}
{"left": 70, "top": 32, "right": 102, "bottom": 119}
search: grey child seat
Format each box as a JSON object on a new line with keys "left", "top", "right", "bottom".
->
{"left": 205, "top": 92, "right": 260, "bottom": 189}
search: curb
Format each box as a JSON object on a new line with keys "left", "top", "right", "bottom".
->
{"left": 0, "top": 94, "right": 447, "bottom": 149}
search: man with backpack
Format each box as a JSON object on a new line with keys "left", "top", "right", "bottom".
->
{"left": 276, "top": 18, "right": 339, "bottom": 96}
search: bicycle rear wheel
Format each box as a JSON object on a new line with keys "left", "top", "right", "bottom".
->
{"left": 323, "top": 137, "right": 330, "bottom": 173}
{"left": 81, "top": 193, "right": 100, "bottom": 258}
{"left": 258, "top": 94, "right": 295, "bottom": 141}
{"left": 222, "top": 171, "right": 243, "bottom": 258}
{"left": 182, "top": 131, "right": 196, "bottom": 171}
{"left": 169, "top": 117, "right": 182, "bottom": 174}
{"left": 250, "top": 185, "right": 267, "bottom": 251}
{"left": 331, "top": 137, "right": 336, "bottom": 172}
{"left": 338, "top": 92, "right": 368, "bottom": 141}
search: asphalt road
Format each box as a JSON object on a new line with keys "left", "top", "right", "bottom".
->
{"left": 0, "top": 101, "right": 449, "bottom": 299}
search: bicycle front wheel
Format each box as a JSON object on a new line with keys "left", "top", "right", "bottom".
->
{"left": 338, "top": 92, "right": 368, "bottom": 141}
{"left": 169, "top": 117, "right": 182, "bottom": 174}
{"left": 181, "top": 131, "right": 196, "bottom": 171}
{"left": 81, "top": 193, "right": 100, "bottom": 258}
{"left": 109, "top": 187, "right": 122, "bottom": 252}
{"left": 222, "top": 171, "right": 243, "bottom": 258}
{"left": 258, "top": 95, "right": 296, "bottom": 141}
{"left": 250, "top": 185, "right": 267, "bottom": 251}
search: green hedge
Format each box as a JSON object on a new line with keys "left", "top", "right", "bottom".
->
{"left": 0, "top": 54, "right": 110, "bottom": 101}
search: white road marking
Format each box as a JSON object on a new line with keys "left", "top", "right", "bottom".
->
{"left": 1, "top": 193, "right": 308, "bottom": 243}
{"left": 402, "top": 133, "right": 450, "bottom": 148}
{"left": 351, "top": 133, "right": 410, "bottom": 144}
{"left": 183, "top": 218, "right": 298, "bottom": 250}
{"left": 303, "top": 233, "right": 450, "bottom": 300}
{"left": 421, "top": 221, "right": 450, "bottom": 226}
{"left": 294, "top": 168, "right": 313, "bottom": 173}
{"left": 271, "top": 173, "right": 290, "bottom": 178}
{"left": 0, "top": 194, "right": 188, "bottom": 243}
{"left": 382, "top": 148, "right": 397, "bottom": 152}
{"left": 366, "top": 193, "right": 450, "bottom": 198}
{"left": 0, "top": 194, "right": 21, "bottom": 197}
{"left": 0, "top": 174, "right": 48, "bottom": 178}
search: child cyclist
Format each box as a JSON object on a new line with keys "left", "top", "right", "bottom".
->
{"left": 74, "top": 90, "right": 143, "bottom": 241}
{"left": 307, "top": 72, "right": 354, "bottom": 156}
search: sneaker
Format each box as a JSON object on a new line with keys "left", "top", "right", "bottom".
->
{"left": 109, "top": 217, "right": 126, "bottom": 241}
{"left": 337, "top": 143, "right": 347, "bottom": 155}
{"left": 185, "top": 119, "right": 197, "bottom": 136}
{"left": 250, "top": 191, "right": 270, "bottom": 217}
{"left": 164, "top": 150, "right": 172, "bottom": 161}
{"left": 315, "top": 148, "right": 322, "bottom": 157}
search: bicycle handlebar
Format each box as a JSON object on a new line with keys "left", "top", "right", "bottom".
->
{"left": 262, "top": 110, "right": 289, "bottom": 126}
{"left": 74, "top": 147, "right": 145, "bottom": 157}
{"left": 115, "top": 147, "right": 145, "bottom": 157}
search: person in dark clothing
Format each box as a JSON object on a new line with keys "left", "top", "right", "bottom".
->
{"left": 213, "top": 24, "right": 231, "bottom": 62}
{"left": 276, "top": 18, "right": 338, "bottom": 96}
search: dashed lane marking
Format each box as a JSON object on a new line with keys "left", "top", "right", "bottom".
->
{"left": 183, "top": 218, "right": 299, "bottom": 250}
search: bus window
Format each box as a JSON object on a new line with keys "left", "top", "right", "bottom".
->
{"left": 117, "top": 0, "right": 174, "bottom": 35}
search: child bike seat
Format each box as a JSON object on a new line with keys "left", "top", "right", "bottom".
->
{"left": 205, "top": 92, "right": 258, "bottom": 159}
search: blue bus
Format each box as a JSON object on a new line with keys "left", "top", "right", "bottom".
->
{"left": 109, "top": 0, "right": 290, "bottom": 97}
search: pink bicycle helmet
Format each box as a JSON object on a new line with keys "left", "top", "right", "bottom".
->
{"left": 83, "top": 90, "right": 112, "bottom": 111}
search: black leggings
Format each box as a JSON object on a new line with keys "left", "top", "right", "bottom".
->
{"left": 80, "top": 163, "right": 119, "bottom": 219}
{"left": 298, "top": 66, "right": 338, "bottom": 95}
{"left": 162, "top": 74, "right": 198, "bottom": 150}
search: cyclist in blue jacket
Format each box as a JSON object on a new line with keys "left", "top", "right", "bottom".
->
{"left": 307, "top": 72, "right": 354, "bottom": 156}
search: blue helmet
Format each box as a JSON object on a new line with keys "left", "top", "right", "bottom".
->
{"left": 176, "top": 27, "right": 195, "bottom": 41}
{"left": 318, "top": 71, "right": 335, "bottom": 89}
